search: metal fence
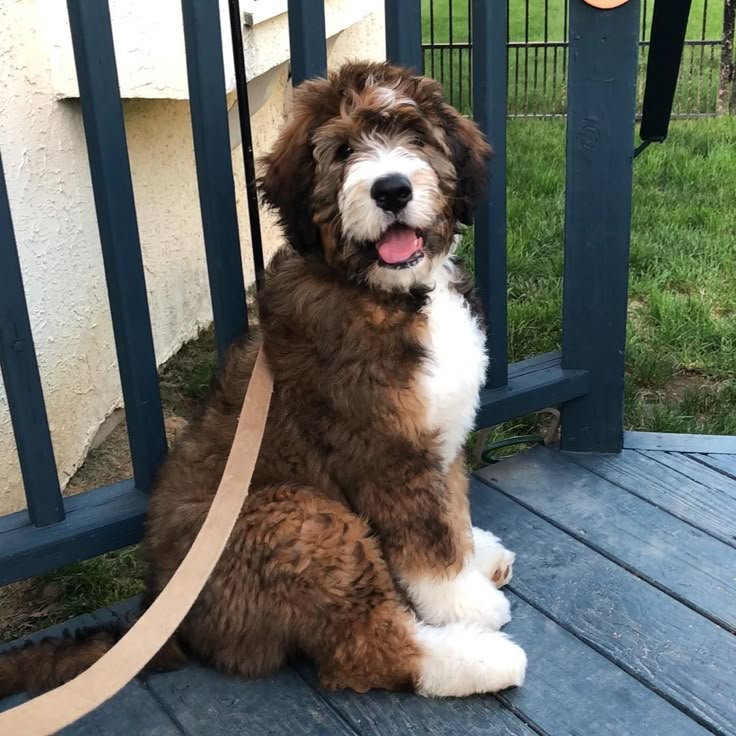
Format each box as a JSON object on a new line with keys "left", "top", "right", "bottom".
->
{"left": 423, "top": 0, "right": 736, "bottom": 117}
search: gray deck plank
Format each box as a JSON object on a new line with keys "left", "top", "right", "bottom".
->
{"left": 641, "top": 451, "right": 736, "bottom": 502}
{"left": 299, "top": 592, "right": 710, "bottom": 736}
{"left": 501, "top": 596, "right": 710, "bottom": 736}
{"left": 624, "top": 431, "right": 736, "bottom": 454}
{"left": 569, "top": 449, "right": 736, "bottom": 547}
{"left": 469, "top": 476, "right": 736, "bottom": 736}
{"left": 691, "top": 453, "right": 736, "bottom": 483}
{"left": 477, "top": 448, "right": 736, "bottom": 631}
{"left": 293, "top": 658, "right": 534, "bottom": 736}
{"left": 0, "top": 604, "right": 184, "bottom": 736}
{"left": 145, "top": 664, "right": 360, "bottom": 736}
{"left": 0, "top": 681, "right": 185, "bottom": 736}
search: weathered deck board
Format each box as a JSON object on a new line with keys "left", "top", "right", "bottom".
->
{"left": 624, "top": 431, "right": 736, "bottom": 454}
{"left": 294, "top": 653, "right": 533, "bottom": 736}
{"left": 477, "top": 447, "right": 736, "bottom": 631}
{"left": 299, "top": 591, "right": 714, "bottom": 736}
{"left": 146, "top": 665, "right": 359, "bottom": 736}
{"left": 3, "top": 444, "right": 735, "bottom": 735}
{"left": 691, "top": 453, "right": 736, "bottom": 484}
{"left": 470, "top": 478, "right": 736, "bottom": 735}
{"left": 570, "top": 448, "right": 736, "bottom": 547}
{"left": 0, "top": 678, "right": 184, "bottom": 736}
{"left": 640, "top": 450, "right": 736, "bottom": 502}
{"left": 500, "top": 594, "right": 712, "bottom": 736}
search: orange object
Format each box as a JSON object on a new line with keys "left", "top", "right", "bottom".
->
{"left": 583, "top": 0, "right": 630, "bottom": 7}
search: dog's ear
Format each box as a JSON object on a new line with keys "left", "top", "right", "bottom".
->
{"left": 436, "top": 104, "right": 492, "bottom": 226}
{"left": 259, "top": 86, "right": 322, "bottom": 254}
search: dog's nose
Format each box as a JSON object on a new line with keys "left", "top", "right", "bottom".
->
{"left": 371, "top": 174, "right": 413, "bottom": 213}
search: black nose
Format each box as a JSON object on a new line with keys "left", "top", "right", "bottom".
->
{"left": 371, "top": 174, "right": 413, "bottom": 213}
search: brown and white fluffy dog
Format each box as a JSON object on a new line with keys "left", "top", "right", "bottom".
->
{"left": 0, "top": 61, "right": 526, "bottom": 699}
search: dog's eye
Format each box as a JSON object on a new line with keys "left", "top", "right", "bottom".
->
{"left": 336, "top": 143, "right": 354, "bottom": 161}
{"left": 412, "top": 136, "right": 426, "bottom": 148}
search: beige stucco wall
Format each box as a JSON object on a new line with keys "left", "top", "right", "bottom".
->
{"left": 0, "top": 0, "right": 385, "bottom": 514}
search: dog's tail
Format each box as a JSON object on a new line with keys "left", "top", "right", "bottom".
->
{"left": 0, "top": 616, "right": 186, "bottom": 698}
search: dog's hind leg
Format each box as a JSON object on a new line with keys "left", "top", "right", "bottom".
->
{"left": 182, "top": 484, "right": 525, "bottom": 696}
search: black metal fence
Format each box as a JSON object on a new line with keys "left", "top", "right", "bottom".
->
{"left": 424, "top": 0, "right": 736, "bottom": 117}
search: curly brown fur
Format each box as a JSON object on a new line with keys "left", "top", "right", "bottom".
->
{"left": 0, "top": 617, "right": 186, "bottom": 699}
{"left": 0, "top": 61, "right": 526, "bottom": 700}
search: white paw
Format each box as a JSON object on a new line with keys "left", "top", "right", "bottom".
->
{"left": 472, "top": 527, "right": 515, "bottom": 589}
{"left": 404, "top": 565, "right": 511, "bottom": 630}
{"left": 415, "top": 621, "right": 527, "bottom": 697}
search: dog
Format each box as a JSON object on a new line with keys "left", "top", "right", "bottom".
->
{"left": 0, "top": 61, "right": 526, "bottom": 699}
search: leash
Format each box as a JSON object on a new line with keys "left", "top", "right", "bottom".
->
{"left": 0, "top": 347, "right": 273, "bottom": 736}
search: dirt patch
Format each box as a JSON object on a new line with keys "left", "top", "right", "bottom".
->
{"left": 637, "top": 370, "right": 718, "bottom": 405}
{"left": 662, "top": 371, "right": 717, "bottom": 403}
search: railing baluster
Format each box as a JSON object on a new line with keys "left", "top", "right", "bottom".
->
{"left": 448, "top": 0, "right": 455, "bottom": 103}
{"left": 67, "top": 0, "right": 167, "bottom": 494}
{"left": 0, "top": 153, "right": 65, "bottom": 527}
{"left": 288, "top": 0, "right": 327, "bottom": 85}
{"left": 560, "top": 0, "right": 640, "bottom": 453}
{"left": 430, "top": 0, "right": 436, "bottom": 77}
{"left": 228, "top": 0, "right": 265, "bottom": 289}
{"left": 181, "top": 0, "right": 249, "bottom": 360}
{"left": 467, "top": 0, "right": 472, "bottom": 108}
{"left": 385, "top": 0, "right": 422, "bottom": 72}
{"left": 472, "top": 0, "right": 508, "bottom": 388}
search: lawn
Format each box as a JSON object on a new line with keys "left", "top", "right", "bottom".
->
{"left": 422, "top": 0, "right": 725, "bottom": 44}
{"left": 459, "top": 115, "right": 736, "bottom": 447}
{"left": 423, "top": 0, "right": 727, "bottom": 116}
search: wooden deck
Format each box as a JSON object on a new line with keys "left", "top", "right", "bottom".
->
{"left": 2, "top": 438, "right": 735, "bottom": 735}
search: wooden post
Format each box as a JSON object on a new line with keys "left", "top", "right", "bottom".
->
{"left": 560, "top": 0, "right": 640, "bottom": 453}
{"left": 384, "top": 0, "right": 422, "bottom": 72}
{"left": 287, "top": 0, "right": 327, "bottom": 85}
{"left": 472, "top": 0, "right": 509, "bottom": 389}
{"left": 0, "top": 153, "right": 65, "bottom": 526}
{"left": 68, "top": 0, "right": 168, "bottom": 490}
{"left": 181, "top": 0, "right": 250, "bottom": 362}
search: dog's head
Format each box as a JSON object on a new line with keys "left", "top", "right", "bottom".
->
{"left": 259, "top": 61, "right": 491, "bottom": 291}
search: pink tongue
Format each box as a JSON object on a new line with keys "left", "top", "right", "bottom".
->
{"left": 376, "top": 229, "right": 423, "bottom": 264}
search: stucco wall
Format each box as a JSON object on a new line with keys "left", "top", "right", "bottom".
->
{"left": 0, "top": 0, "right": 385, "bottom": 514}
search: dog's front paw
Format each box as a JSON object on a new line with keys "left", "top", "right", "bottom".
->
{"left": 405, "top": 566, "right": 511, "bottom": 630}
{"left": 415, "top": 622, "right": 527, "bottom": 697}
{"left": 472, "top": 527, "right": 515, "bottom": 588}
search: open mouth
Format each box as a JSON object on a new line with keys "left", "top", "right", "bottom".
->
{"left": 375, "top": 225, "right": 425, "bottom": 269}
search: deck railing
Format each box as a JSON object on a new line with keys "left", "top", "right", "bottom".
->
{"left": 0, "top": 0, "right": 640, "bottom": 586}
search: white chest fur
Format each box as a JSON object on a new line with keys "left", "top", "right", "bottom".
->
{"left": 418, "top": 272, "right": 488, "bottom": 470}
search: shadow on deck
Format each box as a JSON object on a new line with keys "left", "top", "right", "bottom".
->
{"left": 2, "top": 433, "right": 735, "bottom": 735}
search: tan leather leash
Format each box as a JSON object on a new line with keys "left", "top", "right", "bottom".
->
{"left": 0, "top": 348, "right": 273, "bottom": 736}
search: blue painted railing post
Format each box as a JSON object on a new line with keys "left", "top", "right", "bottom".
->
{"left": 287, "top": 0, "right": 327, "bottom": 85}
{"left": 472, "top": 0, "right": 509, "bottom": 389}
{"left": 181, "top": 0, "right": 249, "bottom": 361}
{"left": 384, "top": 0, "right": 423, "bottom": 71}
{"left": 67, "top": 0, "right": 167, "bottom": 493}
{"left": 0, "top": 153, "right": 65, "bottom": 527}
{"left": 560, "top": 0, "right": 640, "bottom": 453}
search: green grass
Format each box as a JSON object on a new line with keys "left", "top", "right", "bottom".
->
{"left": 0, "top": 548, "right": 144, "bottom": 642}
{"left": 464, "top": 115, "right": 736, "bottom": 452}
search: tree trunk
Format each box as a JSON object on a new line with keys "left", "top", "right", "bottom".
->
{"left": 718, "top": 0, "right": 736, "bottom": 114}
